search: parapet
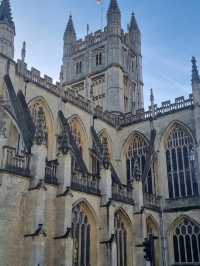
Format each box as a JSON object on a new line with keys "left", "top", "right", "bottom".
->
{"left": 16, "top": 59, "right": 60, "bottom": 96}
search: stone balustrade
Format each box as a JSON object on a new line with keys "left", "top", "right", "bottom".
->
{"left": 143, "top": 192, "right": 161, "bottom": 211}
{"left": 16, "top": 59, "right": 194, "bottom": 130}
{"left": 45, "top": 159, "right": 58, "bottom": 185}
{"left": 71, "top": 171, "right": 101, "bottom": 195}
{"left": 2, "top": 145, "right": 31, "bottom": 176}
{"left": 112, "top": 182, "right": 134, "bottom": 205}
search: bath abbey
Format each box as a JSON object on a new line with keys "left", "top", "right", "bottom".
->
{"left": 0, "top": 0, "right": 200, "bottom": 265}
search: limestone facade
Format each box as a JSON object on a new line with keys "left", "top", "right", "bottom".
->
{"left": 0, "top": 1, "right": 200, "bottom": 266}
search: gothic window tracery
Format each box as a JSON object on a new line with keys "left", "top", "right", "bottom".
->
{"left": 92, "top": 133, "right": 111, "bottom": 176}
{"left": 69, "top": 118, "right": 84, "bottom": 173}
{"left": 125, "top": 134, "right": 153, "bottom": 194}
{"left": 165, "top": 123, "right": 198, "bottom": 198}
{"left": 72, "top": 204, "right": 91, "bottom": 266}
{"left": 30, "top": 103, "right": 48, "bottom": 146}
{"left": 115, "top": 211, "right": 128, "bottom": 266}
{"left": 173, "top": 218, "right": 200, "bottom": 264}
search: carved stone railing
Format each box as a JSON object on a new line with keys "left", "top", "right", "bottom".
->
{"left": 45, "top": 160, "right": 58, "bottom": 185}
{"left": 112, "top": 183, "right": 134, "bottom": 205}
{"left": 165, "top": 196, "right": 200, "bottom": 211}
{"left": 143, "top": 192, "right": 161, "bottom": 210}
{"left": 16, "top": 59, "right": 194, "bottom": 130}
{"left": 71, "top": 171, "right": 101, "bottom": 195}
{"left": 172, "top": 263, "right": 200, "bottom": 266}
{"left": 2, "top": 146, "right": 30, "bottom": 176}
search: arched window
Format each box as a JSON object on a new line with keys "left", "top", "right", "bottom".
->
{"left": 173, "top": 217, "right": 200, "bottom": 264}
{"left": 115, "top": 211, "right": 128, "bottom": 266}
{"left": 91, "top": 132, "right": 111, "bottom": 176}
{"left": 69, "top": 118, "right": 84, "bottom": 173}
{"left": 125, "top": 133, "right": 153, "bottom": 194}
{"left": 146, "top": 216, "right": 160, "bottom": 266}
{"left": 30, "top": 103, "right": 48, "bottom": 146}
{"left": 165, "top": 123, "right": 198, "bottom": 198}
{"left": 96, "top": 52, "right": 102, "bottom": 66}
{"left": 72, "top": 204, "right": 91, "bottom": 266}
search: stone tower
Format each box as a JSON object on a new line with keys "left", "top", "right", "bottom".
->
{"left": 61, "top": 15, "right": 76, "bottom": 83}
{"left": 61, "top": 0, "right": 144, "bottom": 113}
{"left": 0, "top": 0, "right": 15, "bottom": 59}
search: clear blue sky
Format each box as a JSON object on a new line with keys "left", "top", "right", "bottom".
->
{"left": 11, "top": 0, "right": 200, "bottom": 108}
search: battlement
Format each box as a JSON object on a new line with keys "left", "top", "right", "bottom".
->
{"left": 72, "top": 28, "right": 106, "bottom": 54}
{"left": 63, "top": 88, "right": 193, "bottom": 128}
{"left": 70, "top": 27, "right": 130, "bottom": 54}
{"left": 16, "top": 58, "right": 193, "bottom": 129}
{"left": 16, "top": 59, "right": 60, "bottom": 96}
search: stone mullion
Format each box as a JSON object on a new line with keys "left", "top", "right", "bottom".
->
{"left": 187, "top": 145, "right": 195, "bottom": 196}
{"left": 169, "top": 148, "right": 175, "bottom": 198}
{"left": 181, "top": 147, "right": 188, "bottom": 197}
{"left": 174, "top": 147, "right": 181, "bottom": 197}
{"left": 177, "top": 235, "right": 181, "bottom": 263}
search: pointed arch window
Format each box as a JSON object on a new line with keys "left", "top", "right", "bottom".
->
{"left": 115, "top": 211, "right": 128, "bottom": 266}
{"left": 72, "top": 204, "right": 91, "bottom": 266}
{"left": 173, "top": 218, "right": 200, "bottom": 264}
{"left": 30, "top": 103, "right": 48, "bottom": 146}
{"left": 125, "top": 134, "right": 153, "bottom": 194}
{"left": 91, "top": 133, "right": 111, "bottom": 176}
{"left": 69, "top": 119, "right": 84, "bottom": 173}
{"left": 165, "top": 123, "right": 198, "bottom": 198}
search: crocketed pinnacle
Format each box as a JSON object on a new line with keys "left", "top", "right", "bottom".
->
{"left": 191, "top": 56, "right": 200, "bottom": 84}
{"left": 107, "top": 0, "right": 121, "bottom": 16}
{"left": 65, "top": 15, "right": 76, "bottom": 36}
{"left": 0, "top": 0, "right": 15, "bottom": 30}
{"left": 130, "top": 12, "right": 140, "bottom": 32}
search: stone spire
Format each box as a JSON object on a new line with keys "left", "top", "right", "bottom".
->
{"left": 107, "top": 0, "right": 121, "bottom": 32}
{"left": 64, "top": 14, "right": 76, "bottom": 42}
{"left": 191, "top": 57, "right": 200, "bottom": 84}
{"left": 129, "top": 12, "right": 140, "bottom": 33}
{"left": 129, "top": 12, "right": 141, "bottom": 54}
{"left": 0, "top": 0, "right": 15, "bottom": 31}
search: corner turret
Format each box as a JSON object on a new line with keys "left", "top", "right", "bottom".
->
{"left": 107, "top": 0, "right": 121, "bottom": 34}
{"left": 0, "top": 0, "right": 15, "bottom": 59}
{"left": 129, "top": 13, "right": 141, "bottom": 54}
{"left": 61, "top": 15, "right": 76, "bottom": 83}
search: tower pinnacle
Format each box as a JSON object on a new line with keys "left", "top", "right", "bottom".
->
{"left": 130, "top": 12, "right": 140, "bottom": 33}
{"left": 191, "top": 57, "right": 200, "bottom": 84}
{"left": 0, "top": 0, "right": 15, "bottom": 58}
{"left": 64, "top": 14, "right": 76, "bottom": 41}
{"left": 0, "top": 0, "right": 15, "bottom": 32}
{"left": 107, "top": 0, "right": 121, "bottom": 32}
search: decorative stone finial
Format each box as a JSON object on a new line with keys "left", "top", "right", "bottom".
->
{"left": 21, "top": 41, "right": 26, "bottom": 63}
{"left": 150, "top": 88, "right": 155, "bottom": 119}
{"left": 191, "top": 56, "right": 200, "bottom": 84}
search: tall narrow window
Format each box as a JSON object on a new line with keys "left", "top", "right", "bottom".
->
{"left": 125, "top": 134, "right": 153, "bottom": 194}
{"left": 72, "top": 204, "right": 91, "bottom": 266}
{"left": 165, "top": 123, "right": 198, "bottom": 198}
{"left": 76, "top": 61, "right": 82, "bottom": 74}
{"left": 115, "top": 211, "right": 128, "bottom": 266}
{"left": 96, "top": 52, "right": 102, "bottom": 66}
{"left": 173, "top": 218, "right": 200, "bottom": 264}
{"left": 69, "top": 119, "right": 83, "bottom": 173}
{"left": 30, "top": 103, "right": 48, "bottom": 146}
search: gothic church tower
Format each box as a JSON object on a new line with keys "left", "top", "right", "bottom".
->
{"left": 0, "top": 0, "right": 15, "bottom": 59}
{"left": 61, "top": 0, "right": 144, "bottom": 113}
